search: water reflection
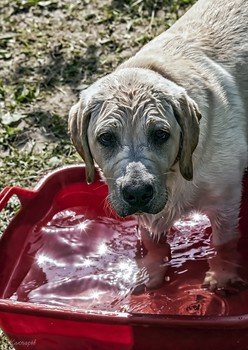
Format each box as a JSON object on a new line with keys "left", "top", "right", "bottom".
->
{"left": 10, "top": 210, "right": 248, "bottom": 317}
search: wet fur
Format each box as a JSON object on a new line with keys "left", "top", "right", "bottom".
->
{"left": 69, "top": 0, "right": 248, "bottom": 290}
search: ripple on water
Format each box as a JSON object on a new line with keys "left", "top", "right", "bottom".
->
{"left": 10, "top": 209, "right": 248, "bottom": 317}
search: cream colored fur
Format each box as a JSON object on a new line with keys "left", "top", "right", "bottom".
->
{"left": 69, "top": 0, "right": 248, "bottom": 291}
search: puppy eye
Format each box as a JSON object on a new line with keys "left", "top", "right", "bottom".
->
{"left": 153, "top": 129, "right": 170, "bottom": 144}
{"left": 97, "top": 132, "right": 116, "bottom": 146}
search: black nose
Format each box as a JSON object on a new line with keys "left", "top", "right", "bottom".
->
{"left": 122, "top": 183, "right": 154, "bottom": 208}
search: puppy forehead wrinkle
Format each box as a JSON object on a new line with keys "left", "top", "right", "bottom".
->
{"left": 91, "top": 102, "right": 127, "bottom": 133}
{"left": 98, "top": 73, "right": 159, "bottom": 105}
{"left": 93, "top": 99, "right": 157, "bottom": 133}
{"left": 89, "top": 73, "right": 180, "bottom": 131}
{"left": 94, "top": 116, "right": 122, "bottom": 134}
{"left": 146, "top": 115, "right": 171, "bottom": 128}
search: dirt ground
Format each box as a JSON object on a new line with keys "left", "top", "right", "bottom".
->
{"left": 0, "top": 0, "right": 195, "bottom": 348}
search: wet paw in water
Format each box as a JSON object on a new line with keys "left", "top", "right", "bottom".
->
{"left": 133, "top": 226, "right": 171, "bottom": 293}
{"left": 132, "top": 255, "right": 170, "bottom": 294}
{"left": 203, "top": 271, "right": 248, "bottom": 296}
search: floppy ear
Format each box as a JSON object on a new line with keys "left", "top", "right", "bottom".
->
{"left": 172, "top": 93, "right": 202, "bottom": 181}
{"left": 68, "top": 99, "right": 95, "bottom": 184}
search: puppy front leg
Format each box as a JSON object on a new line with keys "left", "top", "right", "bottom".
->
{"left": 133, "top": 226, "right": 171, "bottom": 293}
{"left": 203, "top": 208, "right": 245, "bottom": 292}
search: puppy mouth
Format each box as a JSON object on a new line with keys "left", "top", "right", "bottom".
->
{"left": 111, "top": 201, "right": 166, "bottom": 218}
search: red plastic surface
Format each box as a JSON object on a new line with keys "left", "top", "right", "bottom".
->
{"left": 0, "top": 165, "right": 248, "bottom": 350}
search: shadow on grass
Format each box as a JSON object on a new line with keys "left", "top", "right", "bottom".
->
{"left": 0, "top": 109, "right": 70, "bottom": 155}
{"left": 13, "top": 44, "right": 99, "bottom": 90}
{"left": 25, "top": 110, "right": 69, "bottom": 139}
{"left": 10, "top": 43, "right": 100, "bottom": 134}
{"left": 38, "top": 44, "right": 100, "bottom": 88}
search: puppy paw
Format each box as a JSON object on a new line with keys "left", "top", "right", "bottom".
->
{"left": 203, "top": 270, "right": 248, "bottom": 294}
{"left": 203, "top": 238, "right": 248, "bottom": 294}
{"left": 132, "top": 228, "right": 171, "bottom": 294}
{"left": 132, "top": 255, "right": 170, "bottom": 294}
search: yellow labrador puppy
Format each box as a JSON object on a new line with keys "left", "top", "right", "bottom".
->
{"left": 69, "top": 0, "right": 248, "bottom": 291}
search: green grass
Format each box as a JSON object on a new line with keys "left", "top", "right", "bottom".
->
{"left": 0, "top": 0, "right": 196, "bottom": 348}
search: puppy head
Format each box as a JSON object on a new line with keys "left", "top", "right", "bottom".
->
{"left": 69, "top": 68, "right": 201, "bottom": 216}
